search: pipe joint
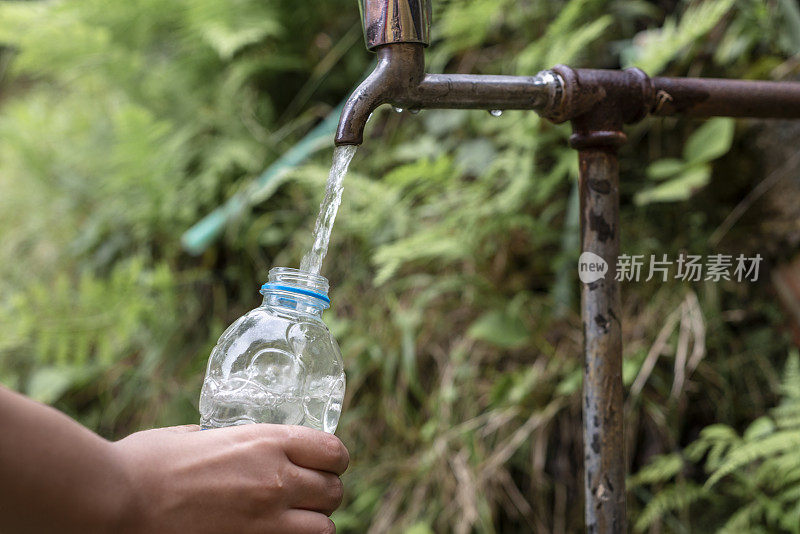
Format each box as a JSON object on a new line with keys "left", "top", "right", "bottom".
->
{"left": 547, "top": 65, "right": 655, "bottom": 128}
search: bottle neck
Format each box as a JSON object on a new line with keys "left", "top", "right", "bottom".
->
{"left": 261, "top": 292, "right": 325, "bottom": 317}
{"left": 260, "top": 267, "right": 331, "bottom": 318}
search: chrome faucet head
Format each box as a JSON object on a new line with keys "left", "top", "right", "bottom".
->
{"left": 359, "top": 0, "right": 431, "bottom": 50}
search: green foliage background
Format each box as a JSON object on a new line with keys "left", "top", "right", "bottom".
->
{"left": 1, "top": 0, "right": 799, "bottom": 531}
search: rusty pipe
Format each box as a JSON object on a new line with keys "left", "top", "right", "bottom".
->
{"left": 651, "top": 76, "right": 800, "bottom": 118}
{"left": 544, "top": 66, "right": 800, "bottom": 124}
{"left": 335, "top": 44, "right": 561, "bottom": 145}
{"left": 577, "top": 145, "right": 626, "bottom": 534}
{"left": 337, "top": 59, "right": 800, "bottom": 146}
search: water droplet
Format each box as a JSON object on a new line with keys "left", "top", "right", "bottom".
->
{"left": 393, "top": 106, "right": 404, "bottom": 113}
{"left": 489, "top": 109, "right": 503, "bottom": 117}
{"left": 409, "top": 108, "right": 420, "bottom": 114}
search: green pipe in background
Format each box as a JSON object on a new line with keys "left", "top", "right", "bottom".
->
{"left": 181, "top": 102, "right": 345, "bottom": 255}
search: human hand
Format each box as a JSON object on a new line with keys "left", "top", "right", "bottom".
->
{"left": 112, "top": 424, "right": 349, "bottom": 534}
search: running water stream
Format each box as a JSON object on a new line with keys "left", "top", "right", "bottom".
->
{"left": 299, "top": 145, "right": 358, "bottom": 275}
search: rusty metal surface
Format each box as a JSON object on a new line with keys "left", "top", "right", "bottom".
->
{"left": 336, "top": 39, "right": 800, "bottom": 146}
{"left": 543, "top": 67, "right": 800, "bottom": 123}
{"left": 335, "top": 44, "right": 561, "bottom": 145}
{"left": 576, "top": 145, "right": 626, "bottom": 534}
{"left": 652, "top": 76, "right": 800, "bottom": 118}
{"left": 546, "top": 66, "right": 654, "bottom": 127}
{"left": 337, "top": 19, "right": 800, "bottom": 144}
{"left": 555, "top": 65, "right": 632, "bottom": 534}
{"left": 359, "top": 0, "right": 431, "bottom": 50}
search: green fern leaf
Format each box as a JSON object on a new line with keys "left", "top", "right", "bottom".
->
{"left": 706, "top": 431, "right": 800, "bottom": 489}
{"left": 628, "top": 453, "right": 684, "bottom": 488}
{"left": 634, "top": 483, "right": 708, "bottom": 532}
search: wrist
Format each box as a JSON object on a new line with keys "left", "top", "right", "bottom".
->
{"left": 106, "top": 440, "right": 148, "bottom": 534}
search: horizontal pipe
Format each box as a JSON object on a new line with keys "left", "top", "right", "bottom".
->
{"left": 335, "top": 44, "right": 562, "bottom": 145}
{"left": 652, "top": 77, "right": 800, "bottom": 119}
{"left": 398, "top": 72, "right": 558, "bottom": 110}
{"left": 336, "top": 44, "right": 800, "bottom": 145}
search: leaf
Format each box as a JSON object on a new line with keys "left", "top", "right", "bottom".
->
{"left": 185, "top": 1, "right": 283, "bottom": 61}
{"left": 556, "top": 368, "right": 582, "bottom": 396}
{"left": 26, "top": 366, "right": 82, "bottom": 404}
{"left": 405, "top": 523, "right": 435, "bottom": 534}
{"left": 544, "top": 15, "right": 613, "bottom": 68}
{"left": 467, "top": 310, "right": 529, "bottom": 349}
{"left": 777, "top": 0, "right": 800, "bottom": 54}
{"left": 683, "top": 118, "right": 735, "bottom": 164}
{"left": 628, "top": 453, "right": 685, "bottom": 488}
{"left": 706, "top": 430, "right": 800, "bottom": 488}
{"left": 716, "top": 501, "right": 763, "bottom": 534}
{"left": 422, "top": 110, "right": 468, "bottom": 137}
{"left": 647, "top": 158, "right": 687, "bottom": 180}
{"left": 634, "top": 165, "right": 711, "bottom": 205}
{"left": 778, "top": 350, "right": 800, "bottom": 400}
{"left": 506, "top": 367, "right": 540, "bottom": 404}
{"left": 0, "top": 2, "right": 48, "bottom": 44}
{"left": 623, "top": 0, "right": 735, "bottom": 74}
{"left": 454, "top": 138, "right": 497, "bottom": 176}
{"left": 744, "top": 416, "right": 776, "bottom": 441}
{"left": 202, "top": 24, "right": 279, "bottom": 61}
{"left": 634, "top": 483, "right": 708, "bottom": 532}
{"left": 372, "top": 228, "right": 470, "bottom": 284}
{"left": 698, "top": 424, "right": 741, "bottom": 443}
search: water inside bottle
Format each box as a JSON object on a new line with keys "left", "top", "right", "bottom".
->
{"left": 199, "top": 270, "right": 346, "bottom": 433}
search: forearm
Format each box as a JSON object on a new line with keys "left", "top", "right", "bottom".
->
{"left": 0, "top": 385, "right": 131, "bottom": 533}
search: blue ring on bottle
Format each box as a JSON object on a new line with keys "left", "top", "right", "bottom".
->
{"left": 260, "top": 283, "right": 331, "bottom": 305}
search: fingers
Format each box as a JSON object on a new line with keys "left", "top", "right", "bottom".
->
{"left": 280, "top": 426, "right": 350, "bottom": 475}
{"left": 275, "top": 509, "right": 336, "bottom": 534}
{"left": 217, "top": 424, "right": 349, "bottom": 474}
{"left": 286, "top": 467, "right": 344, "bottom": 516}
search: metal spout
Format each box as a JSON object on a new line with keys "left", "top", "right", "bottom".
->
{"left": 336, "top": 44, "right": 424, "bottom": 146}
{"left": 335, "top": 43, "right": 562, "bottom": 145}
{"left": 359, "top": 0, "right": 431, "bottom": 50}
{"left": 336, "top": 0, "right": 565, "bottom": 145}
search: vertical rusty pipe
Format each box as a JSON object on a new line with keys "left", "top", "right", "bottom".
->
{"left": 567, "top": 98, "right": 630, "bottom": 531}
{"left": 577, "top": 145, "right": 626, "bottom": 533}
{"left": 552, "top": 64, "right": 645, "bottom": 533}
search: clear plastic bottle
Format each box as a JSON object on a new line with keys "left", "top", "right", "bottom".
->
{"left": 199, "top": 267, "right": 345, "bottom": 433}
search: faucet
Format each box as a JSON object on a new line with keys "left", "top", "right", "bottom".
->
{"left": 335, "top": 0, "right": 562, "bottom": 145}
{"left": 335, "top": 0, "right": 800, "bottom": 146}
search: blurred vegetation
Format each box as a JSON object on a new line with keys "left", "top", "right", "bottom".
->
{"left": 1, "top": 0, "right": 799, "bottom": 532}
{"left": 630, "top": 351, "right": 800, "bottom": 532}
